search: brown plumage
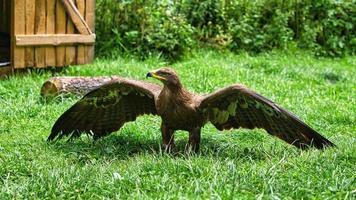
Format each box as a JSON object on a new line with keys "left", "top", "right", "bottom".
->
{"left": 48, "top": 67, "right": 335, "bottom": 152}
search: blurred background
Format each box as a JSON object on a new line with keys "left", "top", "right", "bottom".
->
{"left": 95, "top": 0, "right": 356, "bottom": 60}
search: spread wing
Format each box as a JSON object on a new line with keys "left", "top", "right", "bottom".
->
{"left": 47, "top": 79, "right": 162, "bottom": 141}
{"left": 198, "top": 84, "right": 335, "bottom": 149}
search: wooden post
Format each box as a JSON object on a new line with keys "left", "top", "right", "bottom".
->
{"left": 25, "top": 0, "right": 35, "bottom": 67}
{"left": 35, "top": 0, "right": 46, "bottom": 68}
{"left": 55, "top": 0, "right": 67, "bottom": 67}
{"left": 13, "top": 0, "right": 26, "bottom": 68}
{"left": 65, "top": 0, "right": 77, "bottom": 65}
{"left": 85, "top": 0, "right": 95, "bottom": 62}
{"left": 76, "top": 0, "right": 86, "bottom": 64}
{"left": 46, "top": 0, "right": 56, "bottom": 67}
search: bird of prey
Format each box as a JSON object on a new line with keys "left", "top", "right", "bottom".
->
{"left": 48, "top": 67, "right": 335, "bottom": 152}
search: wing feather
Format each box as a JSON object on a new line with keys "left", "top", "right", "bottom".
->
{"left": 199, "top": 84, "right": 335, "bottom": 149}
{"left": 47, "top": 79, "right": 161, "bottom": 141}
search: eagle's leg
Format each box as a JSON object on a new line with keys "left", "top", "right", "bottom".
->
{"left": 161, "top": 123, "right": 175, "bottom": 152}
{"left": 186, "top": 127, "right": 201, "bottom": 153}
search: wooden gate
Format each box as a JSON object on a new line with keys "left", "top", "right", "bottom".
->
{"left": 12, "top": 0, "right": 95, "bottom": 69}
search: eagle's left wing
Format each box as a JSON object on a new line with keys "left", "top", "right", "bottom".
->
{"left": 198, "top": 84, "right": 335, "bottom": 149}
{"left": 47, "top": 78, "right": 161, "bottom": 141}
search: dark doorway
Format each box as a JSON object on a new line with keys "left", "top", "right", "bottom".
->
{"left": 0, "top": 0, "right": 11, "bottom": 66}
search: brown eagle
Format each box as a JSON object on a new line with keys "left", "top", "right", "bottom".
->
{"left": 48, "top": 67, "right": 335, "bottom": 152}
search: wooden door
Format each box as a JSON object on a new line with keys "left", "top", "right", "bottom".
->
{"left": 12, "top": 0, "right": 95, "bottom": 69}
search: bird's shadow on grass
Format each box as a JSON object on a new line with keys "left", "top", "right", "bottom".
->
{"left": 48, "top": 133, "right": 161, "bottom": 161}
{"left": 48, "top": 132, "right": 289, "bottom": 162}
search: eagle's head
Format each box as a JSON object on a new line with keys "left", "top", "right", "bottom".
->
{"left": 146, "top": 67, "right": 181, "bottom": 89}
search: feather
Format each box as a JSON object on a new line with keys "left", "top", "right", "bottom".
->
{"left": 199, "top": 84, "right": 335, "bottom": 149}
{"left": 48, "top": 79, "right": 161, "bottom": 141}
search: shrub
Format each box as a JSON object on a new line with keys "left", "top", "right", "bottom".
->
{"left": 95, "top": 0, "right": 355, "bottom": 59}
{"left": 227, "top": 1, "right": 294, "bottom": 52}
{"left": 95, "top": 0, "right": 194, "bottom": 60}
{"left": 293, "top": 0, "right": 356, "bottom": 56}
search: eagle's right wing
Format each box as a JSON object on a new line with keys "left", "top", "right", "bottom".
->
{"left": 198, "top": 84, "right": 335, "bottom": 149}
{"left": 48, "top": 79, "right": 162, "bottom": 141}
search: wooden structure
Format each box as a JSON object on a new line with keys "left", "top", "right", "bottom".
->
{"left": 0, "top": 0, "right": 95, "bottom": 76}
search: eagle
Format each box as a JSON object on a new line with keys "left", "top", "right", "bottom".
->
{"left": 48, "top": 67, "right": 335, "bottom": 152}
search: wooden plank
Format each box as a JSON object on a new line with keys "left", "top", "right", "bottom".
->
{"left": 13, "top": 0, "right": 26, "bottom": 68}
{"left": 25, "top": 0, "right": 35, "bottom": 67}
{"left": 65, "top": 0, "right": 77, "bottom": 65}
{"left": 85, "top": 0, "right": 95, "bottom": 63}
{"left": 56, "top": 0, "right": 66, "bottom": 67}
{"left": 46, "top": 0, "right": 56, "bottom": 67}
{"left": 34, "top": 0, "right": 46, "bottom": 68}
{"left": 76, "top": 0, "right": 86, "bottom": 64}
{"left": 16, "top": 34, "right": 96, "bottom": 46}
{"left": 85, "top": 0, "right": 95, "bottom": 34}
{"left": 61, "top": 0, "right": 91, "bottom": 35}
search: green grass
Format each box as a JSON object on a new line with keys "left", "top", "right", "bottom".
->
{"left": 0, "top": 50, "right": 355, "bottom": 199}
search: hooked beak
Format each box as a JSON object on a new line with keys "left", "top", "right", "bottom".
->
{"left": 146, "top": 70, "right": 167, "bottom": 81}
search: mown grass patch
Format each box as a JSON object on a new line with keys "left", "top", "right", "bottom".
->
{"left": 0, "top": 50, "right": 355, "bottom": 199}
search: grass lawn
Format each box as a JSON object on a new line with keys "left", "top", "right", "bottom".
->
{"left": 0, "top": 50, "right": 355, "bottom": 199}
